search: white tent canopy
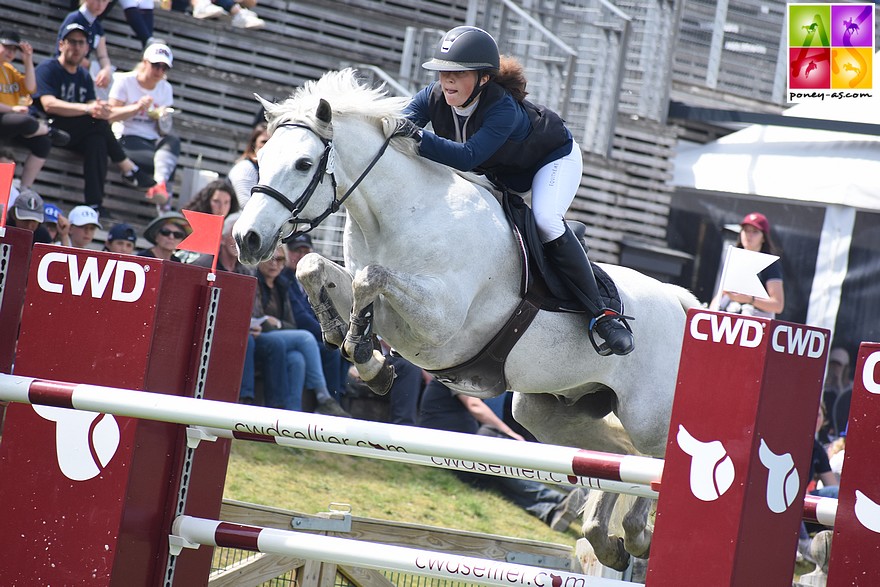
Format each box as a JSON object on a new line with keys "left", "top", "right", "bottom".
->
{"left": 672, "top": 97, "right": 880, "bottom": 211}
{"left": 671, "top": 95, "right": 880, "bottom": 335}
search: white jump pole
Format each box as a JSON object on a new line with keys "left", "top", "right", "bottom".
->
{"left": 0, "top": 373, "right": 662, "bottom": 486}
{"left": 172, "top": 515, "right": 630, "bottom": 587}
{"left": 192, "top": 426, "right": 659, "bottom": 498}
{"left": 0, "top": 373, "right": 839, "bottom": 526}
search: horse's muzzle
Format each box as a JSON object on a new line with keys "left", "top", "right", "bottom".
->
{"left": 234, "top": 229, "right": 275, "bottom": 265}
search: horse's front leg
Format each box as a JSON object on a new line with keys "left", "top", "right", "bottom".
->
{"left": 345, "top": 264, "right": 467, "bottom": 394}
{"left": 296, "top": 252, "right": 352, "bottom": 349}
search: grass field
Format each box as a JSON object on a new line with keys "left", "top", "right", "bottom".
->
{"left": 223, "top": 439, "right": 581, "bottom": 545}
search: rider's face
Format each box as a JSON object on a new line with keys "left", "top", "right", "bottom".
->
{"left": 439, "top": 71, "right": 484, "bottom": 107}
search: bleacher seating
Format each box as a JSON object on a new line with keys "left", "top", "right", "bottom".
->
{"left": 6, "top": 0, "right": 468, "bottom": 236}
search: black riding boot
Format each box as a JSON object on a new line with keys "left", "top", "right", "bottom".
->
{"left": 544, "top": 226, "right": 635, "bottom": 356}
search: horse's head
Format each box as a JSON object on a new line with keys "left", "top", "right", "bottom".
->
{"left": 234, "top": 97, "right": 337, "bottom": 264}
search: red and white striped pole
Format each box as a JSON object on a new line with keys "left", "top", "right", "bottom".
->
{"left": 0, "top": 373, "right": 663, "bottom": 487}
{"left": 172, "top": 515, "right": 628, "bottom": 587}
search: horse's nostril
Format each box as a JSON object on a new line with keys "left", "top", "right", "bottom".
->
{"left": 245, "top": 230, "right": 262, "bottom": 253}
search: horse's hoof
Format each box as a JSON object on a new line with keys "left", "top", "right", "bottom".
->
{"left": 365, "top": 363, "right": 396, "bottom": 396}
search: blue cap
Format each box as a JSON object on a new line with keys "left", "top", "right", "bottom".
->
{"left": 43, "top": 203, "right": 62, "bottom": 224}
{"left": 107, "top": 223, "right": 137, "bottom": 243}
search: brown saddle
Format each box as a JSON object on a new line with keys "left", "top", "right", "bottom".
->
{"left": 426, "top": 193, "right": 623, "bottom": 396}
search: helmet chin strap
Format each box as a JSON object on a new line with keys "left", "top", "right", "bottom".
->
{"left": 460, "top": 70, "right": 486, "bottom": 108}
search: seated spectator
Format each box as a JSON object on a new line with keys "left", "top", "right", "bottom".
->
{"left": 183, "top": 179, "right": 239, "bottom": 217}
{"left": 108, "top": 43, "right": 180, "bottom": 206}
{"left": 227, "top": 121, "right": 267, "bottom": 208}
{"left": 418, "top": 378, "right": 586, "bottom": 532}
{"left": 0, "top": 147, "right": 20, "bottom": 206}
{"left": 42, "top": 203, "right": 67, "bottom": 244}
{"left": 34, "top": 23, "right": 153, "bottom": 215}
{"left": 189, "top": 212, "right": 262, "bottom": 404}
{"left": 138, "top": 211, "right": 191, "bottom": 260}
{"left": 57, "top": 0, "right": 115, "bottom": 93}
{"left": 0, "top": 30, "right": 68, "bottom": 200}
{"left": 192, "top": 0, "right": 266, "bottom": 29}
{"left": 67, "top": 205, "right": 103, "bottom": 248}
{"left": 343, "top": 341, "right": 426, "bottom": 425}
{"left": 253, "top": 245, "right": 349, "bottom": 416}
{"left": 279, "top": 234, "right": 351, "bottom": 405}
{"left": 8, "top": 191, "right": 52, "bottom": 244}
{"left": 109, "top": 0, "right": 160, "bottom": 48}
{"left": 104, "top": 222, "right": 137, "bottom": 253}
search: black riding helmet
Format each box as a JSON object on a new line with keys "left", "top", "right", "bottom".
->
{"left": 422, "top": 26, "right": 500, "bottom": 108}
{"left": 422, "top": 26, "right": 500, "bottom": 72}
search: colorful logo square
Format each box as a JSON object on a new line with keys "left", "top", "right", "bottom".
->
{"left": 787, "top": 4, "right": 874, "bottom": 101}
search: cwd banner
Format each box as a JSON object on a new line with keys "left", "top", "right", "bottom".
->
{"left": 787, "top": 3, "right": 874, "bottom": 102}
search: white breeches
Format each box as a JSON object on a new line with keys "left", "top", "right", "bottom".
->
{"left": 531, "top": 139, "right": 584, "bottom": 243}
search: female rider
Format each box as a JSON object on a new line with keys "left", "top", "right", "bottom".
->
{"left": 401, "top": 26, "right": 633, "bottom": 356}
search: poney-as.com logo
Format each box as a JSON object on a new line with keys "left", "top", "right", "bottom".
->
{"left": 787, "top": 3, "right": 874, "bottom": 102}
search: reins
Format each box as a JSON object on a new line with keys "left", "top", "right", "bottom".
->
{"left": 250, "top": 122, "right": 395, "bottom": 242}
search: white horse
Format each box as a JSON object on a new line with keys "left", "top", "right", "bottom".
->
{"left": 233, "top": 69, "right": 700, "bottom": 570}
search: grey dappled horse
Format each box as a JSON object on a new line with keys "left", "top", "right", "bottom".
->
{"left": 233, "top": 69, "right": 700, "bottom": 570}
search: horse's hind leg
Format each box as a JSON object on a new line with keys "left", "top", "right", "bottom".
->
{"left": 622, "top": 496, "right": 653, "bottom": 559}
{"left": 296, "top": 253, "right": 352, "bottom": 348}
{"left": 582, "top": 491, "right": 630, "bottom": 572}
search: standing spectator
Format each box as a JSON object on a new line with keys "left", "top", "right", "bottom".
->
{"left": 418, "top": 378, "right": 586, "bottom": 532}
{"left": 227, "top": 121, "right": 267, "bottom": 208}
{"left": 253, "top": 245, "right": 350, "bottom": 416}
{"left": 710, "top": 212, "right": 784, "bottom": 318}
{"left": 108, "top": 43, "right": 179, "bottom": 206}
{"left": 104, "top": 222, "right": 138, "bottom": 253}
{"left": 34, "top": 23, "right": 153, "bottom": 215}
{"left": 192, "top": 0, "right": 266, "bottom": 29}
{"left": 67, "top": 204, "right": 103, "bottom": 248}
{"left": 57, "top": 0, "right": 115, "bottom": 93}
{"left": 138, "top": 211, "right": 191, "bottom": 260}
{"left": 0, "top": 30, "right": 68, "bottom": 200}
{"left": 183, "top": 179, "right": 239, "bottom": 217}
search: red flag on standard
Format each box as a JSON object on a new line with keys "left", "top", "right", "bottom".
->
{"left": 177, "top": 209, "right": 224, "bottom": 256}
{"left": 0, "top": 162, "right": 15, "bottom": 229}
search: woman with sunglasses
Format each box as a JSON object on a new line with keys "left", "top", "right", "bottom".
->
{"left": 137, "top": 211, "right": 191, "bottom": 261}
{"left": 108, "top": 43, "right": 180, "bottom": 207}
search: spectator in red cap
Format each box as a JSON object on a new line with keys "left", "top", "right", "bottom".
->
{"left": 710, "top": 211, "right": 784, "bottom": 318}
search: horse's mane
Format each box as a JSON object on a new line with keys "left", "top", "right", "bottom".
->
{"left": 260, "top": 68, "right": 497, "bottom": 194}
{"left": 262, "top": 68, "right": 409, "bottom": 140}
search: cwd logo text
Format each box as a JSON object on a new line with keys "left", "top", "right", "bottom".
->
{"left": 37, "top": 251, "right": 147, "bottom": 303}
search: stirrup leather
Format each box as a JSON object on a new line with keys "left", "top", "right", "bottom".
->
{"left": 588, "top": 309, "right": 634, "bottom": 357}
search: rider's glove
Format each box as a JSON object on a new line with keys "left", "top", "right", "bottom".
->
{"left": 393, "top": 118, "right": 422, "bottom": 142}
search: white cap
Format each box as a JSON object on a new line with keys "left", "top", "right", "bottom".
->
{"left": 143, "top": 43, "right": 173, "bottom": 68}
{"left": 68, "top": 205, "right": 103, "bottom": 229}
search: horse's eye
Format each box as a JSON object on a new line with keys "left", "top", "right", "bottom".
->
{"left": 295, "top": 158, "right": 313, "bottom": 172}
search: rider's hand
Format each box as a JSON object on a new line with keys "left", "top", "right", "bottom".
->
{"left": 393, "top": 118, "right": 422, "bottom": 142}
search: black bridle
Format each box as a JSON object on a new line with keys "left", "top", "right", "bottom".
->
{"left": 250, "top": 122, "right": 395, "bottom": 242}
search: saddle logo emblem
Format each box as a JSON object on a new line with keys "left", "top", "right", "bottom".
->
{"left": 854, "top": 490, "right": 880, "bottom": 533}
{"left": 676, "top": 424, "right": 735, "bottom": 501}
{"left": 757, "top": 438, "right": 800, "bottom": 513}
{"left": 32, "top": 405, "right": 120, "bottom": 481}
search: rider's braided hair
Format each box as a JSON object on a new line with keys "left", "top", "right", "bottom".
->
{"left": 492, "top": 56, "right": 528, "bottom": 103}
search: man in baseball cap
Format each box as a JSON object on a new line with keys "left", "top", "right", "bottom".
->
{"left": 68, "top": 205, "right": 102, "bottom": 249}
{"left": 8, "top": 191, "right": 54, "bottom": 244}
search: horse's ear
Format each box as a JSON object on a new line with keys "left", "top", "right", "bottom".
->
{"left": 316, "top": 99, "right": 332, "bottom": 124}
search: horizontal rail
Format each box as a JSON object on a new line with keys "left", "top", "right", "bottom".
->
{"left": 172, "top": 515, "right": 630, "bottom": 587}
